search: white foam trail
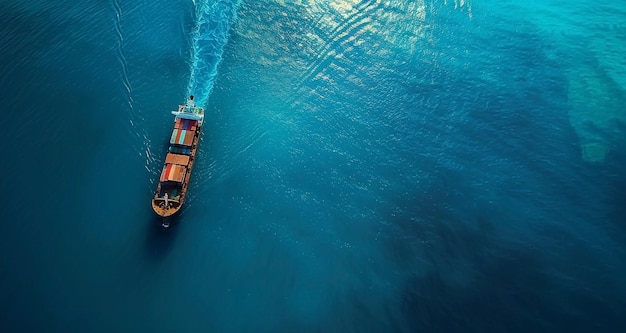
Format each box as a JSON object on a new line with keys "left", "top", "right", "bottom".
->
{"left": 186, "top": 0, "right": 242, "bottom": 107}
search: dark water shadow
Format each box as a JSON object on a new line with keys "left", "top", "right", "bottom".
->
{"left": 142, "top": 215, "right": 181, "bottom": 260}
{"left": 604, "top": 143, "right": 626, "bottom": 245}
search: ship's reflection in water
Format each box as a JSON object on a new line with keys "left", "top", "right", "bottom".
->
{"left": 144, "top": 215, "right": 180, "bottom": 259}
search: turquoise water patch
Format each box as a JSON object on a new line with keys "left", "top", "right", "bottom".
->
{"left": 512, "top": 0, "right": 626, "bottom": 161}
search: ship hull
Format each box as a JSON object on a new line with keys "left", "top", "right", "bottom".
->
{"left": 151, "top": 98, "right": 204, "bottom": 222}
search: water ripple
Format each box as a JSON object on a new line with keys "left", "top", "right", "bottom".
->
{"left": 112, "top": 0, "right": 134, "bottom": 112}
{"left": 295, "top": 0, "right": 382, "bottom": 88}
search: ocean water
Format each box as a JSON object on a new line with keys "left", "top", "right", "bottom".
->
{"left": 0, "top": 0, "right": 625, "bottom": 332}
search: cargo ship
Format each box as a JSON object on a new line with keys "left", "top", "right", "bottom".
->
{"left": 152, "top": 95, "right": 204, "bottom": 226}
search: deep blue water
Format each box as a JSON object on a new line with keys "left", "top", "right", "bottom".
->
{"left": 1, "top": 0, "right": 625, "bottom": 332}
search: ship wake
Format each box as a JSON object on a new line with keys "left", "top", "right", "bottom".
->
{"left": 186, "top": 0, "right": 242, "bottom": 107}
